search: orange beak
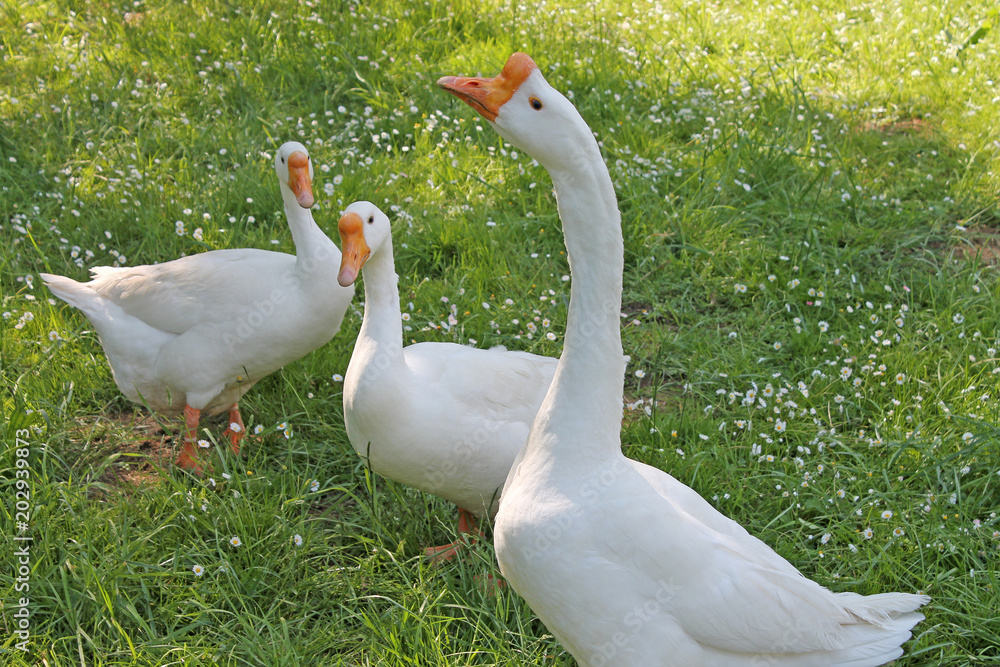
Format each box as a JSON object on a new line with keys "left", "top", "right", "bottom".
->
{"left": 436, "top": 52, "right": 538, "bottom": 122}
{"left": 337, "top": 211, "right": 371, "bottom": 287}
{"left": 286, "top": 151, "right": 314, "bottom": 209}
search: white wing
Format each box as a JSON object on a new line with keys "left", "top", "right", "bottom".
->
{"left": 404, "top": 343, "right": 558, "bottom": 421}
{"left": 87, "top": 248, "right": 296, "bottom": 334}
{"left": 619, "top": 464, "right": 927, "bottom": 656}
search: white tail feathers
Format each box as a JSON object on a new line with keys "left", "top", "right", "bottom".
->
{"left": 40, "top": 273, "right": 100, "bottom": 314}
{"left": 839, "top": 591, "right": 930, "bottom": 626}
{"left": 826, "top": 609, "right": 927, "bottom": 666}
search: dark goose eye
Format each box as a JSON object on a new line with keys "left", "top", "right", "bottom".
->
{"left": 529, "top": 97, "right": 543, "bottom": 110}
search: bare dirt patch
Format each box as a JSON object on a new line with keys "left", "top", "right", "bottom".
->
{"left": 68, "top": 411, "right": 179, "bottom": 495}
{"left": 861, "top": 117, "right": 931, "bottom": 135}
{"left": 927, "top": 225, "right": 1000, "bottom": 266}
{"left": 953, "top": 226, "right": 1000, "bottom": 265}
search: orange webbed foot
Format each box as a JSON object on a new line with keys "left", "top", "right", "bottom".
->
{"left": 222, "top": 404, "right": 246, "bottom": 455}
{"left": 176, "top": 442, "right": 205, "bottom": 475}
{"left": 176, "top": 404, "right": 205, "bottom": 474}
{"left": 425, "top": 508, "right": 484, "bottom": 564}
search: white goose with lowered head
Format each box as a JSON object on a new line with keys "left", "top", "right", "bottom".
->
{"left": 439, "top": 52, "right": 928, "bottom": 667}
{"left": 336, "top": 200, "right": 558, "bottom": 559}
{"left": 42, "top": 142, "right": 354, "bottom": 471}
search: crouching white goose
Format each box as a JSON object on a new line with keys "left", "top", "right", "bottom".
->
{"left": 336, "top": 200, "right": 557, "bottom": 559}
{"left": 42, "top": 142, "right": 355, "bottom": 471}
{"left": 439, "top": 52, "right": 928, "bottom": 666}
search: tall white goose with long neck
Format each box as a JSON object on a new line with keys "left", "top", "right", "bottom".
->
{"left": 41, "top": 142, "right": 355, "bottom": 471}
{"left": 335, "top": 200, "right": 558, "bottom": 559}
{"left": 439, "top": 53, "right": 927, "bottom": 667}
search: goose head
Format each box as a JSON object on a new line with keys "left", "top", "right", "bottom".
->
{"left": 337, "top": 200, "right": 391, "bottom": 287}
{"left": 274, "top": 141, "right": 315, "bottom": 209}
{"left": 437, "top": 53, "right": 588, "bottom": 171}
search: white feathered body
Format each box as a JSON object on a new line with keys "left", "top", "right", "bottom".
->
{"left": 344, "top": 337, "right": 556, "bottom": 515}
{"left": 43, "top": 242, "right": 352, "bottom": 416}
{"left": 338, "top": 201, "right": 557, "bottom": 517}
{"left": 439, "top": 54, "right": 927, "bottom": 667}
{"left": 497, "top": 448, "right": 928, "bottom": 666}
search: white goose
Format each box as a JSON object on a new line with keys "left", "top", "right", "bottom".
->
{"left": 439, "top": 53, "right": 928, "bottom": 666}
{"left": 42, "top": 142, "right": 354, "bottom": 471}
{"left": 336, "top": 200, "right": 558, "bottom": 558}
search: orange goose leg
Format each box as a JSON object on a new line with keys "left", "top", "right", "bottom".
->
{"left": 175, "top": 404, "right": 203, "bottom": 472}
{"left": 222, "top": 404, "right": 245, "bottom": 455}
{"left": 425, "top": 507, "right": 483, "bottom": 563}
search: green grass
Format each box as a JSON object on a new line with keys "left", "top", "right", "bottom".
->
{"left": 2, "top": 0, "right": 999, "bottom": 664}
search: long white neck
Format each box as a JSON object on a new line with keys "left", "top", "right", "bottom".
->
{"left": 529, "top": 126, "right": 626, "bottom": 460}
{"left": 283, "top": 192, "right": 341, "bottom": 274}
{"left": 356, "top": 237, "right": 404, "bottom": 351}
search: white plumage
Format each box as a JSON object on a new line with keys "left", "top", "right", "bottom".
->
{"left": 42, "top": 142, "right": 354, "bottom": 469}
{"left": 439, "top": 52, "right": 927, "bottom": 666}
{"left": 336, "top": 201, "right": 556, "bottom": 556}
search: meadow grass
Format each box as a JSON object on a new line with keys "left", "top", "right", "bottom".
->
{"left": 2, "top": 0, "right": 999, "bottom": 664}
